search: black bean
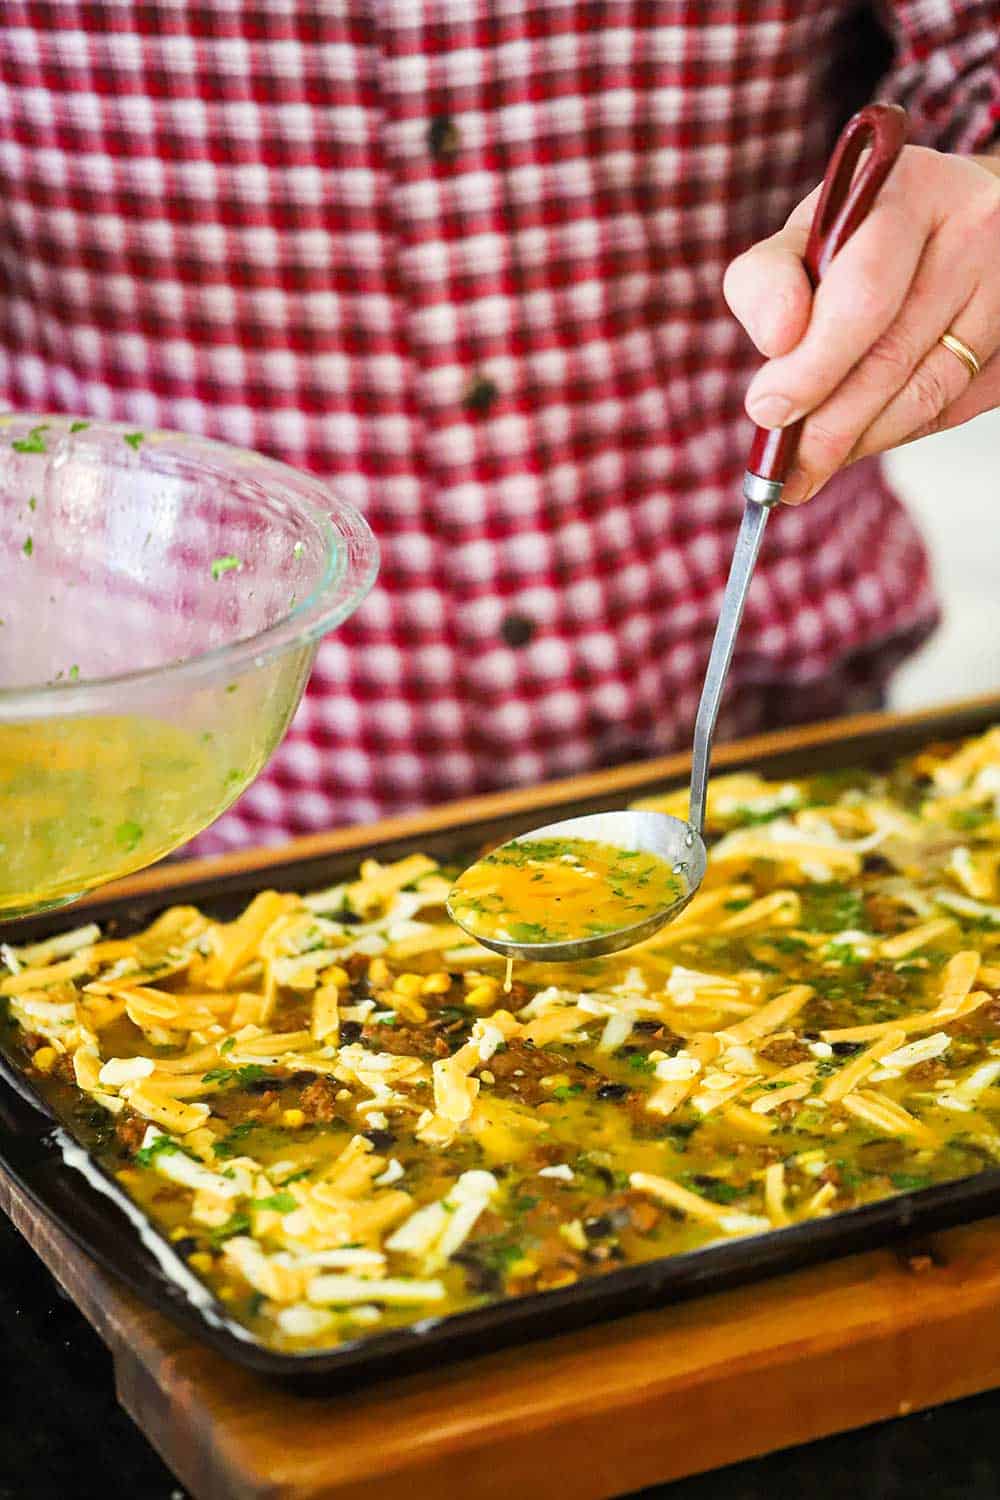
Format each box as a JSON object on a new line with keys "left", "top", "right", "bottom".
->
{"left": 245, "top": 1077, "right": 280, "bottom": 1095}
{"left": 583, "top": 1214, "right": 615, "bottom": 1240}
{"left": 832, "top": 1041, "right": 864, "bottom": 1056}
{"left": 450, "top": 1249, "right": 503, "bottom": 1295}
{"left": 339, "top": 1021, "right": 363, "bottom": 1044}
{"left": 364, "top": 1128, "right": 395, "bottom": 1151}
{"left": 596, "top": 1082, "right": 630, "bottom": 1101}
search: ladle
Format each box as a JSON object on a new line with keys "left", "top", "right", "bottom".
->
{"left": 448, "top": 104, "right": 909, "bottom": 964}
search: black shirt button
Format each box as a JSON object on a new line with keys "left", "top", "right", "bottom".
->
{"left": 463, "top": 374, "right": 499, "bottom": 414}
{"left": 500, "top": 614, "right": 536, "bottom": 648}
{"left": 427, "top": 115, "right": 461, "bottom": 161}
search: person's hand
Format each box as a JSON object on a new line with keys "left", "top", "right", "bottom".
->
{"left": 723, "top": 145, "right": 1000, "bottom": 503}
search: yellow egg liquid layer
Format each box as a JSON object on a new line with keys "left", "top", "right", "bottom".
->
{"left": 0, "top": 715, "right": 247, "bottom": 914}
{"left": 449, "top": 836, "right": 684, "bottom": 946}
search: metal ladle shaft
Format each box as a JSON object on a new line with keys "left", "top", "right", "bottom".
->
{"left": 687, "top": 483, "right": 777, "bottom": 838}
{"left": 687, "top": 102, "right": 909, "bottom": 839}
{"left": 446, "top": 105, "right": 909, "bottom": 966}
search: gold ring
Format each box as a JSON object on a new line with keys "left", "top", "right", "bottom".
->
{"left": 939, "top": 331, "right": 981, "bottom": 379}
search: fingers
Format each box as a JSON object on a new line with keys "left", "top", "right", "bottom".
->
{"left": 901, "top": 345, "right": 1000, "bottom": 441}
{"left": 774, "top": 217, "right": 992, "bottom": 499}
{"left": 723, "top": 193, "right": 816, "bottom": 358}
{"left": 851, "top": 309, "right": 1000, "bottom": 460}
{"left": 743, "top": 197, "right": 925, "bottom": 430}
{"left": 730, "top": 147, "right": 1000, "bottom": 499}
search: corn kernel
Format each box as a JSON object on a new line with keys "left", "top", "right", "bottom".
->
{"left": 32, "top": 1046, "right": 57, "bottom": 1074}
{"left": 188, "top": 1252, "right": 214, "bottom": 1274}
{"left": 509, "top": 1256, "right": 538, "bottom": 1277}
{"left": 282, "top": 1108, "right": 305, "bottom": 1128}
{"left": 169, "top": 1226, "right": 192, "bottom": 1242}
{"left": 394, "top": 996, "right": 427, "bottom": 1023}
{"left": 465, "top": 982, "right": 498, "bottom": 1010}
{"left": 368, "top": 957, "right": 390, "bottom": 987}
{"left": 542, "top": 1073, "right": 571, "bottom": 1091}
{"left": 480, "top": 1069, "right": 495, "bottom": 1085}
{"left": 392, "top": 972, "right": 425, "bottom": 997}
{"left": 320, "top": 964, "right": 351, "bottom": 989}
{"left": 421, "top": 972, "right": 452, "bottom": 996}
{"left": 217, "top": 1285, "right": 238, "bottom": 1302}
{"left": 559, "top": 1219, "right": 588, "bottom": 1252}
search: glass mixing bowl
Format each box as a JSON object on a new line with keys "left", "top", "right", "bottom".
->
{"left": 0, "top": 414, "right": 378, "bottom": 920}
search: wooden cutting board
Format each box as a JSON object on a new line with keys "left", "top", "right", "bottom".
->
{"left": 7, "top": 1164, "right": 1000, "bottom": 1499}
{"left": 6, "top": 700, "right": 1000, "bottom": 1499}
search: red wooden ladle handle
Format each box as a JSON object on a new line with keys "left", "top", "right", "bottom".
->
{"left": 745, "top": 103, "right": 909, "bottom": 492}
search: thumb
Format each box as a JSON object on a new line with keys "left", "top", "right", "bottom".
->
{"left": 723, "top": 198, "right": 817, "bottom": 358}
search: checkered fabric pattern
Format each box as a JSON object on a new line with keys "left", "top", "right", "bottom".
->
{"left": 2, "top": 3, "right": 998, "bottom": 850}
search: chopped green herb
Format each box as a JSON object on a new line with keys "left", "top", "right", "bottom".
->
{"left": 824, "top": 941, "right": 865, "bottom": 967}
{"left": 890, "top": 1172, "right": 933, "bottom": 1192}
{"left": 213, "top": 1122, "right": 256, "bottom": 1159}
{"left": 114, "top": 820, "right": 143, "bottom": 852}
{"left": 251, "top": 1192, "right": 297, "bottom": 1214}
{"left": 800, "top": 882, "right": 865, "bottom": 933}
{"left": 211, "top": 555, "right": 241, "bottom": 580}
{"left": 949, "top": 807, "right": 992, "bottom": 831}
{"left": 462, "top": 1234, "right": 527, "bottom": 1279}
{"left": 679, "top": 1174, "right": 742, "bottom": 1204}
{"left": 771, "top": 935, "right": 809, "bottom": 955}
{"left": 12, "top": 424, "right": 49, "bottom": 454}
{"left": 209, "top": 1212, "right": 252, "bottom": 1247}
{"left": 22, "top": 536, "right": 33, "bottom": 558}
{"left": 202, "top": 1063, "right": 268, "bottom": 1087}
{"left": 68, "top": 664, "right": 80, "bottom": 681}
{"left": 135, "top": 1134, "right": 188, "bottom": 1168}
{"left": 728, "top": 803, "right": 794, "bottom": 827}
{"left": 552, "top": 1083, "right": 584, "bottom": 1101}
{"left": 123, "top": 431, "right": 145, "bottom": 450}
{"left": 506, "top": 921, "right": 552, "bottom": 944}
{"left": 28, "top": 495, "right": 36, "bottom": 512}
{"left": 219, "top": 1037, "right": 236, "bottom": 1055}
{"left": 292, "top": 541, "right": 305, "bottom": 559}
{"left": 69, "top": 419, "right": 90, "bottom": 433}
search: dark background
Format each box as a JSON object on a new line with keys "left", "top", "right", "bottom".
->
{"left": 3, "top": 1213, "right": 1000, "bottom": 1500}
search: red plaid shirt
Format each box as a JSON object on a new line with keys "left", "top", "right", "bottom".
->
{"left": 2, "top": 3, "right": 999, "bottom": 851}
